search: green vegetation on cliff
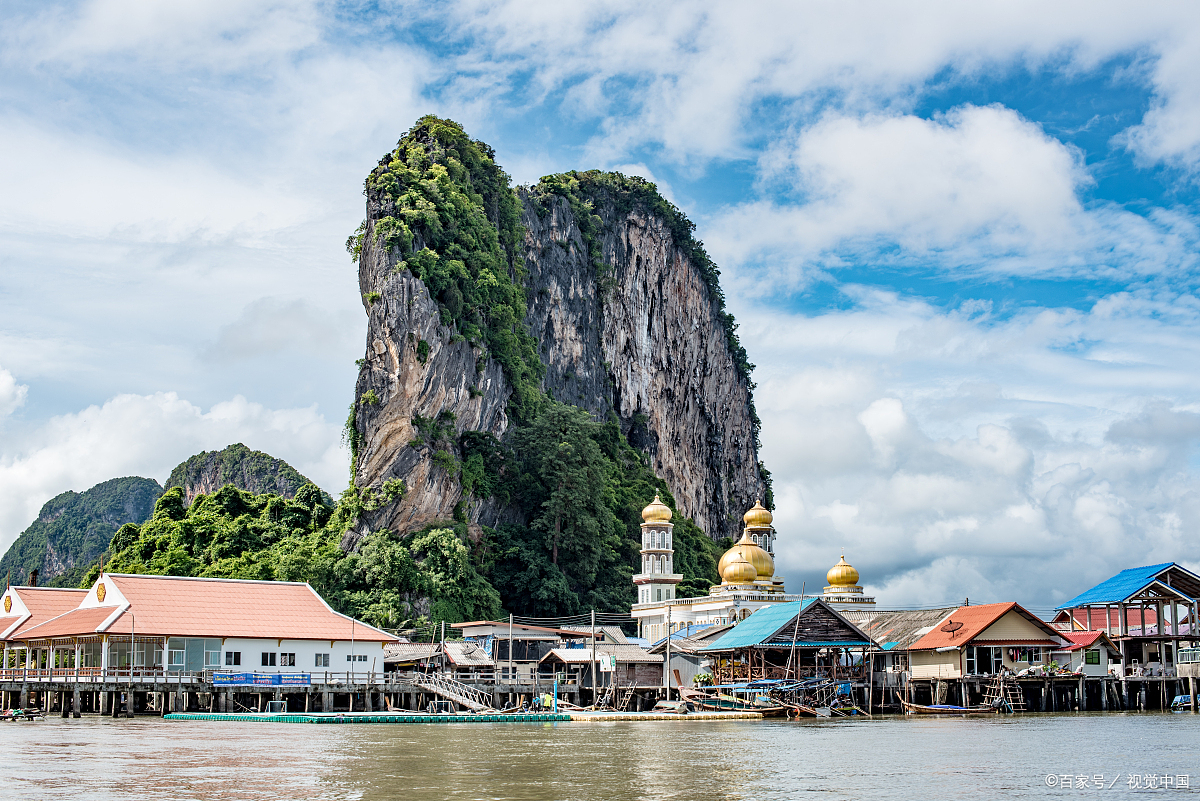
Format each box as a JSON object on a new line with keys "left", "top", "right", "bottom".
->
{"left": 0, "top": 477, "right": 163, "bottom": 588}
{"left": 463, "top": 400, "right": 727, "bottom": 616}
{"left": 89, "top": 483, "right": 501, "bottom": 629}
{"left": 166, "top": 442, "right": 322, "bottom": 503}
{"left": 352, "top": 115, "right": 544, "bottom": 424}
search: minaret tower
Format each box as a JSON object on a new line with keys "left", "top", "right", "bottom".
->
{"left": 633, "top": 493, "right": 682, "bottom": 604}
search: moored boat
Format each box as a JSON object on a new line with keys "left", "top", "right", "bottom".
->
{"left": 679, "top": 688, "right": 788, "bottom": 717}
{"left": 901, "top": 699, "right": 998, "bottom": 715}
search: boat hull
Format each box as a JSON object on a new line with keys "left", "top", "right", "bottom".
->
{"left": 901, "top": 699, "right": 998, "bottom": 715}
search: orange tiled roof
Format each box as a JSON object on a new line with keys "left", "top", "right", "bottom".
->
{"left": 909, "top": 602, "right": 1061, "bottom": 650}
{"left": 0, "top": 587, "right": 88, "bottom": 639}
{"left": 18, "top": 606, "right": 116, "bottom": 639}
{"left": 17, "top": 574, "right": 395, "bottom": 642}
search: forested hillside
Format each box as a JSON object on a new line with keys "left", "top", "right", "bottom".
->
{"left": 0, "top": 477, "right": 163, "bottom": 587}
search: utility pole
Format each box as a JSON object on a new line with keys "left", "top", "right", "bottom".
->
{"left": 508, "top": 613, "right": 513, "bottom": 687}
{"left": 440, "top": 620, "right": 446, "bottom": 674}
{"left": 591, "top": 609, "right": 597, "bottom": 706}
{"left": 664, "top": 603, "right": 672, "bottom": 700}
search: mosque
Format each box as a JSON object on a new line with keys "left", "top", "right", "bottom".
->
{"left": 631, "top": 493, "right": 874, "bottom": 643}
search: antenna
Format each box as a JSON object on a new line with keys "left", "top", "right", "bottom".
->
{"left": 940, "top": 621, "right": 964, "bottom": 638}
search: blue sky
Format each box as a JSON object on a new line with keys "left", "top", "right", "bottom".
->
{"left": 3, "top": 1, "right": 1200, "bottom": 610}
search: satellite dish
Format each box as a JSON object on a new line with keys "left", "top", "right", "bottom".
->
{"left": 940, "top": 621, "right": 964, "bottom": 637}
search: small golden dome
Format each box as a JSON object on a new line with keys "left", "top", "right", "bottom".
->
{"left": 721, "top": 551, "right": 758, "bottom": 584}
{"left": 743, "top": 500, "right": 772, "bottom": 527}
{"left": 718, "top": 531, "right": 775, "bottom": 580}
{"left": 826, "top": 554, "right": 860, "bottom": 587}
{"left": 641, "top": 492, "right": 672, "bottom": 524}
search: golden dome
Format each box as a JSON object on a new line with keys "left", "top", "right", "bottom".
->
{"left": 743, "top": 500, "right": 773, "bottom": 527}
{"left": 826, "top": 554, "right": 860, "bottom": 587}
{"left": 641, "top": 492, "right": 672, "bottom": 524}
{"left": 721, "top": 551, "right": 758, "bottom": 584}
{"left": 718, "top": 531, "right": 775, "bottom": 581}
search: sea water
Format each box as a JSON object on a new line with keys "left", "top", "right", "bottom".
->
{"left": 2, "top": 713, "right": 1197, "bottom": 799}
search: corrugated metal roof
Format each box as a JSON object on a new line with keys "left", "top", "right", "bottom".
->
{"left": 445, "top": 640, "right": 493, "bottom": 666}
{"left": 384, "top": 642, "right": 439, "bottom": 662}
{"left": 646, "top": 624, "right": 732, "bottom": 655}
{"left": 540, "top": 644, "right": 661, "bottom": 665}
{"left": 699, "top": 599, "right": 873, "bottom": 651}
{"left": 759, "top": 640, "right": 868, "bottom": 648}
{"left": 1057, "top": 563, "right": 1181, "bottom": 608}
{"left": 841, "top": 608, "right": 958, "bottom": 650}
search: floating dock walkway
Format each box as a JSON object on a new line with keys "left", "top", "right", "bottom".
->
{"left": 163, "top": 709, "right": 762, "bottom": 724}
{"left": 165, "top": 711, "right": 570, "bottom": 724}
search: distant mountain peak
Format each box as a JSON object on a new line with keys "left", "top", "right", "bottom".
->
{"left": 166, "top": 443, "right": 319, "bottom": 506}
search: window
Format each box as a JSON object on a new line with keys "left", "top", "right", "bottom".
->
{"left": 966, "top": 646, "right": 1003, "bottom": 675}
{"left": 167, "top": 639, "right": 186, "bottom": 671}
{"left": 315, "top": 654, "right": 330, "bottom": 667}
{"left": 280, "top": 653, "right": 296, "bottom": 667}
{"left": 1085, "top": 649, "right": 1101, "bottom": 665}
{"left": 225, "top": 651, "right": 241, "bottom": 667}
{"left": 261, "top": 652, "right": 276, "bottom": 667}
{"left": 204, "top": 640, "right": 222, "bottom": 668}
{"left": 134, "top": 641, "right": 162, "bottom": 668}
{"left": 346, "top": 654, "right": 368, "bottom": 662}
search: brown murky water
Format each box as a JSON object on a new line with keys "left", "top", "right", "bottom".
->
{"left": 1, "top": 713, "right": 1197, "bottom": 799}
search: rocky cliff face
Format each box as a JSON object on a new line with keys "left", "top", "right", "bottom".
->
{"left": 348, "top": 132, "right": 765, "bottom": 546}
{"left": 518, "top": 185, "right": 764, "bottom": 540}
{"left": 350, "top": 247, "right": 513, "bottom": 542}
{"left": 166, "top": 443, "right": 319, "bottom": 506}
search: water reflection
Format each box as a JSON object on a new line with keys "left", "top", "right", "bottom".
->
{"left": 0, "top": 714, "right": 1196, "bottom": 800}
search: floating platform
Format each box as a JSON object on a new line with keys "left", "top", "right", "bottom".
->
{"left": 163, "top": 712, "right": 569, "bottom": 724}
{"left": 162, "top": 709, "right": 763, "bottom": 724}
{"left": 566, "top": 710, "right": 762, "bottom": 721}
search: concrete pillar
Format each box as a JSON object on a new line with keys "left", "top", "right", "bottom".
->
{"left": 365, "top": 691, "right": 373, "bottom": 712}
{"left": 19, "top": 686, "right": 28, "bottom": 709}
{"left": 1189, "top": 676, "right": 1196, "bottom": 713}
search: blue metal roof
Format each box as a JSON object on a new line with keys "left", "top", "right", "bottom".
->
{"left": 1057, "top": 563, "right": 1178, "bottom": 609}
{"left": 648, "top": 623, "right": 716, "bottom": 648}
{"left": 700, "top": 600, "right": 816, "bottom": 651}
{"left": 761, "top": 640, "right": 869, "bottom": 648}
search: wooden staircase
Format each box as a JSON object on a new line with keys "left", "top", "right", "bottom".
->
{"left": 413, "top": 673, "right": 495, "bottom": 712}
{"left": 982, "top": 677, "right": 1027, "bottom": 712}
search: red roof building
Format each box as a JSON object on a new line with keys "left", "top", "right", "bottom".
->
{"left": 0, "top": 586, "right": 88, "bottom": 640}
{"left": 2, "top": 573, "right": 396, "bottom": 678}
{"left": 908, "top": 602, "right": 1066, "bottom": 680}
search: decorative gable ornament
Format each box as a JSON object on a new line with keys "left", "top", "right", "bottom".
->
{"left": 96, "top": 583, "right": 106, "bottom": 603}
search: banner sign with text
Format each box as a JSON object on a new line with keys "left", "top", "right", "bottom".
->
{"left": 212, "top": 672, "right": 311, "bottom": 687}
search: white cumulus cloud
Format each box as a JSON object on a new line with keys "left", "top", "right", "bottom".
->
{"left": 0, "top": 367, "right": 29, "bottom": 418}
{"left": 0, "top": 391, "right": 346, "bottom": 553}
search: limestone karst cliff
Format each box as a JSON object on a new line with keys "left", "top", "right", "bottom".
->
{"left": 347, "top": 118, "right": 767, "bottom": 549}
